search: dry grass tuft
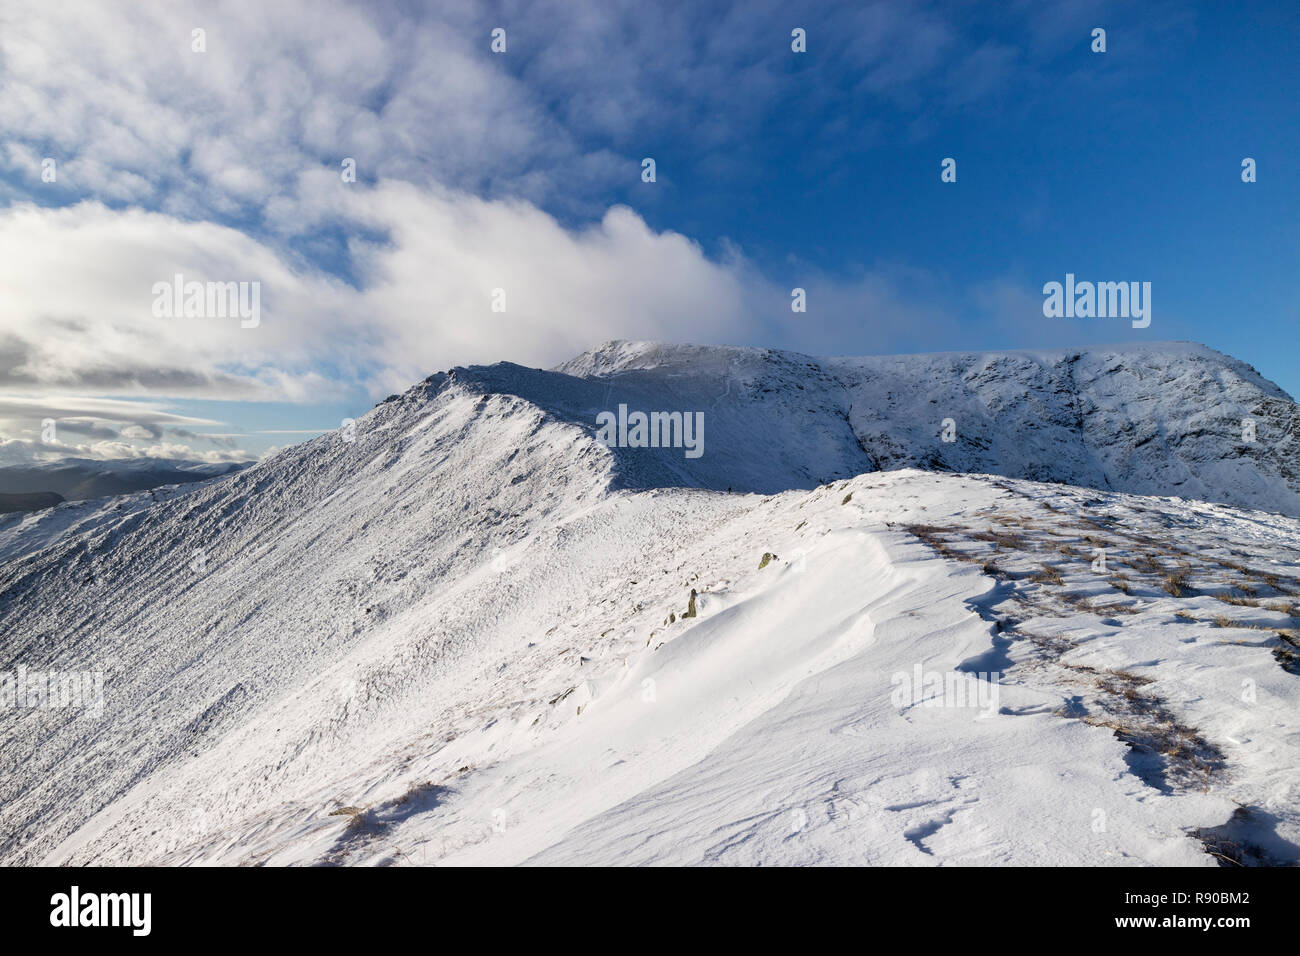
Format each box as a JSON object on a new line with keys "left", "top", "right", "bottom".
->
{"left": 971, "top": 528, "right": 1028, "bottom": 551}
{"left": 1162, "top": 570, "right": 1190, "bottom": 598}
{"left": 1031, "top": 563, "right": 1064, "bottom": 586}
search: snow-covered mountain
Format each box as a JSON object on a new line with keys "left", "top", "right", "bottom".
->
{"left": 1, "top": 341, "right": 1298, "bottom": 867}
{"left": 555, "top": 340, "right": 1298, "bottom": 512}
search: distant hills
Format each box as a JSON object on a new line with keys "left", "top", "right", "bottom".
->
{"left": 0, "top": 457, "right": 249, "bottom": 511}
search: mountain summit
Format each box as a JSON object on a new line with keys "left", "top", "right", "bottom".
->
{"left": 515, "top": 340, "right": 1295, "bottom": 512}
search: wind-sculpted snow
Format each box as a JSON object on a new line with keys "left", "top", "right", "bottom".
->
{"left": 2, "top": 340, "right": 1298, "bottom": 867}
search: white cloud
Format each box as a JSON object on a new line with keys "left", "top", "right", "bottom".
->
{"left": 0, "top": 0, "right": 618, "bottom": 216}
{"left": 0, "top": 185, "right": 762, "bottom": 400}
{"left": 342, "top": 182, "right": 760, "bottom": 392}
{"left": 0, "top": 200, "right": 362, "bottom": 399}
{"left": 0, "top": 435, "right": 250, "bottom": 466}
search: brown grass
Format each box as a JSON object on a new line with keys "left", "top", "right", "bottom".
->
{"left": 1031, "top": 563, "right": 1064, "bottom": 586}
{"left": 1162, "top": 570, "right": 1190, "bottom": 598}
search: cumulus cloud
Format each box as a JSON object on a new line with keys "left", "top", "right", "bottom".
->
{"left": 0, "top": 0, "right": 1085, "bottom": 400}
{"left": 0, "top": 186, "right": 767, "bottom": 400}
{"left": 0, "top": 200, "right": 360, "bottom": 399}
{"left": 341, "top": 183, "right": 764, "bottom": 392}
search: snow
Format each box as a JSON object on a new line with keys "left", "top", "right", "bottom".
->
{"left": 2, "top": 342, "right": 1299, "bottom": 867}
{"left": 559, "top": 340, "right": 1300, "bottom": 514}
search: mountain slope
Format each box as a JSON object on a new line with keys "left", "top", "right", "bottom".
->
{"left": 1, "top": 341, "right": 1298, "bottom": 867}
{"left": 0, "top": 379, "right": 623, "bottom": 863}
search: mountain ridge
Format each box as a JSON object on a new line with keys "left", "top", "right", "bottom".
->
{"left": 426, "top": 339, "right": 1300, "bottom": 513}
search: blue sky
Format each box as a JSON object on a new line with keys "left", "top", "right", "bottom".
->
{"left": 0, "top": 0, "right": 1296, "bottom": 463}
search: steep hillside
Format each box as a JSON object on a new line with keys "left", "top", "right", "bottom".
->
{"left": 0, "top": 376, "right": 622, "bottom": 863}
